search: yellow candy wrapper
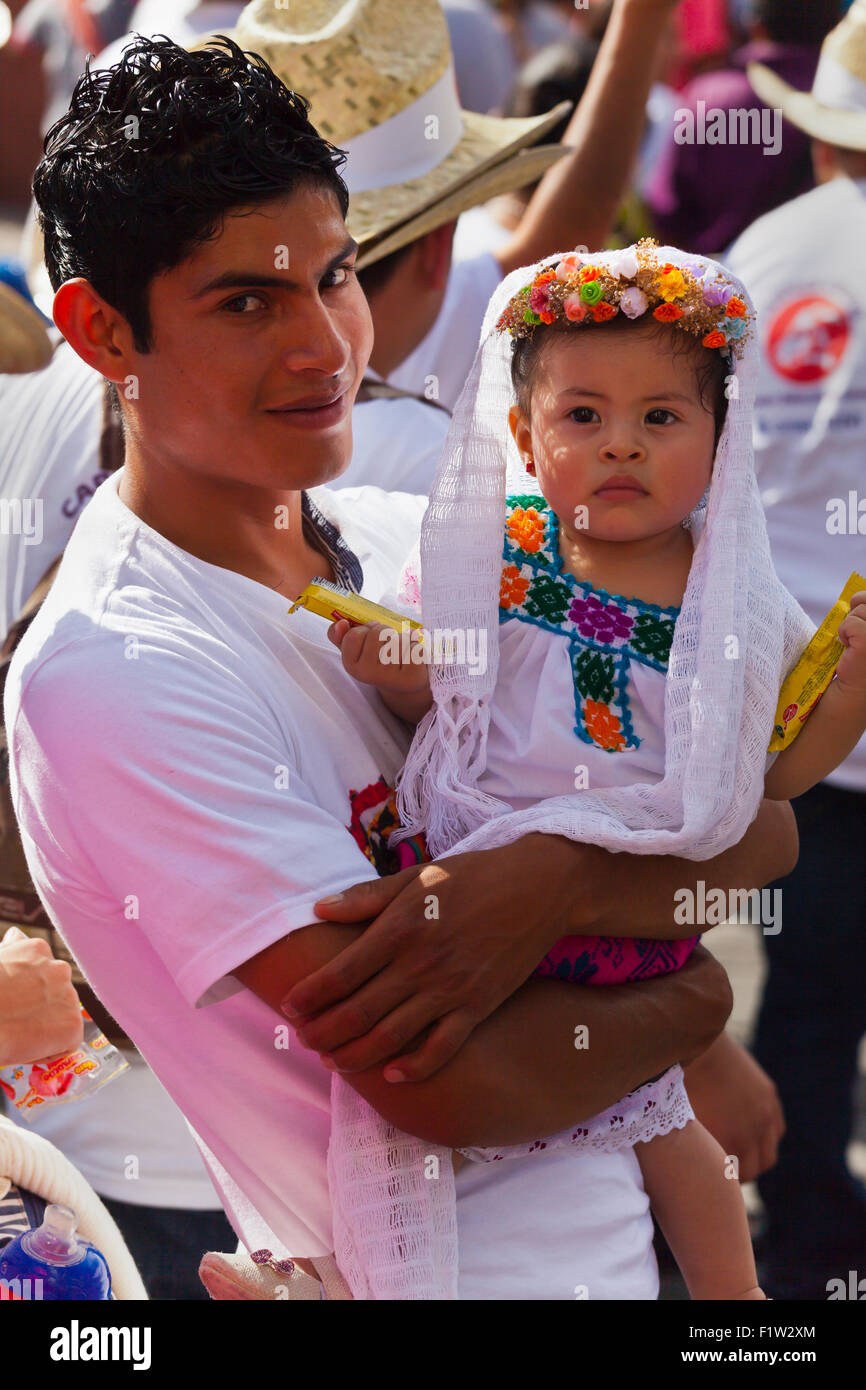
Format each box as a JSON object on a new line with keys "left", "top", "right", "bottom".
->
{"left": 769, "top": 571, "right": 866, "bottom": 752}
{"left": 289, "top": 579, "right": 423, "bottom": 633}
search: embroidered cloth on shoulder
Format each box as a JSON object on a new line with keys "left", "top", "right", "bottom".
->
{"left": 499, "top": 494, "right": 680, "bottom": 754}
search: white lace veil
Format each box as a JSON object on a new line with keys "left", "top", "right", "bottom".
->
{"left": 328, "top": 245, "right": 816, "bottom": 1300}
{"left": 395, "top": 245, "right": 815, "bottom": 859}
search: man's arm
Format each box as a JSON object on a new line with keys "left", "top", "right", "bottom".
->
{"left": 236, "top": 933, "right": 730, "bottom": 1150}
{"left": 283, "top": 796, "right": 797, "bottom": 1079}
{"left": 496, "top": 0, "right": 681, "bottom": 275}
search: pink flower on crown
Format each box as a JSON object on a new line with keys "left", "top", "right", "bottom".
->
{"left": 620, "top": 287, "right": 649, "bottom": 319}
{"left": 555, "top": 252, "right": 585, "bottom": 282}
{"left": 529, "top": 284, "right": 552, "bottom": 314}
{"left": 564, "top": 293, "right": 588, "bottom": 322}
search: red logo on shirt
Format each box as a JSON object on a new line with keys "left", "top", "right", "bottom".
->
{"left": 766, "top": 294, "right": 852, "bottom": 384}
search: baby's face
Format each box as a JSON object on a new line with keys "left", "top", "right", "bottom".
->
{"left": 510, "top": 326, "right": 717, "bottom": 543}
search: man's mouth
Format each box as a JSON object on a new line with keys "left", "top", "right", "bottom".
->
{"left": 265, "top": 391, "right": 349, "bottom": 430}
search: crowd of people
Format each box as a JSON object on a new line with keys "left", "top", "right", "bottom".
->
{"left": 0, "top": 0, "right": 863, "bottom": 1304}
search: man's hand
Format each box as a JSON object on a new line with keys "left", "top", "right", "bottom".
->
{"left": 282, "top": 836, "right": 572, "bottom": 1081}
{"left": 0, "top": 927, "right": 83, "bottom": 1067}
{"left": 684, "top": 1031, "right": 785, "bottom": 1182}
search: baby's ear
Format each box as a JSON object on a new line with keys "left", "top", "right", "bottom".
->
{"left": 508, "top": 403, "right": 532, "bottom": 462}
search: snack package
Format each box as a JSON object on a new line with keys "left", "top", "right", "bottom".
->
{"left": 769, "top": 571, "right": 866, "bottom": 752}
{"left": 289, "top": 579, "right": 424, "bottom": 633}
{"left": 0, "top": 1004, "right": 128, "bottom": 1121}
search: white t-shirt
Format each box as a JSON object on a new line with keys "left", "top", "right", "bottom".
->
{"left": 0, "top": 339, "right": 104, "bottom": 639}
{"left": 453, "top": 206, "right": 513, "bottom": 266}
{"left": 0, "top": 339, "right": 226, "bottom": 1210}
{"left": 389, "top": 251, "right": 503, "bottom": 412}
{"left": 5, "top": 473, "right": 657, "bottom": 1294}
{"left": 726, "top": 176, "right": 866, "bottom": 794}
{"left": 27, "top": 1051, "right": 226, "bottom": 1208}
{"left": 336, "top": 371, "right": 449, "bottom": 495}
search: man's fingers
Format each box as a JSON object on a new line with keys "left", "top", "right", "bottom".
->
{"left": 295, "top": 972, "right": 416, "bottom": 1055}
{"left": 318, "top": 997, "right": 444, "bottom": 1073}
{"left": 381, "top": 1011, "right": 476, "bottom": 1083}
{"left": 312, "top": 864, "right": 424, "bottom": 923}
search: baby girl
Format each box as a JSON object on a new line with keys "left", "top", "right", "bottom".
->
{"left": 328, "top": 241, "right": 866, "bottom": 1300}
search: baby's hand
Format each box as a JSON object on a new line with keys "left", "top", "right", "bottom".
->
{"left": 327, "top": 619, "right": 431, "bottom": 697}
{"left": 834, "top": 591, "right": 866, "bottom": 699}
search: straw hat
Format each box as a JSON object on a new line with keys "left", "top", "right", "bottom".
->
{"left": 748, "top": 0, "right": 866, "bottom": 151}
{"left": 192, "top": 0, "right": 570, "bottom": 267}
{"left": 0, "top": 280, "right": 53, "bottom": 374}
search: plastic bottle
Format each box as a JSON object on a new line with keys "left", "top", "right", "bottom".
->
{"left": 0, "top": 1203, "right": 112, "bottom": 1300}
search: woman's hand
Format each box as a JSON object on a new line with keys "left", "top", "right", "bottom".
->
{"left": 0, "top": 927, "right": 83, "bottom": 1067}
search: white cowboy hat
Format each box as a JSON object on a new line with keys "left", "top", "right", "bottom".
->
{"left": 748, "top": 0, "right": 866, "bottom": 151}
{"left": 191, "top": 0, "right": 570, "bottom": 267}
{"left": 0, "top": 281, "right": 53, "bottom": 374}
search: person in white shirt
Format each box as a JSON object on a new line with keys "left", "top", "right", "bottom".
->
{"left": 0, "top": 334, "right": 237, "bottom": 1299}
{"left": 724, "top": 4, "right": 866, "bottom": 1299}
{"left": 5, "top": 31, "right": 796, "bottom": 1298}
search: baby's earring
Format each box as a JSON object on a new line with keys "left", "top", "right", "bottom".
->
{"left": 524, "top": 455, "right": 536, "bottom": 476}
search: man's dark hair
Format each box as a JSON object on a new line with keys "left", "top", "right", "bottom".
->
{"left": 33, "top": 33, "right": 349, "bottom": 355}
{"left": 751, "top": 0, "right": 842, "bottom": 46}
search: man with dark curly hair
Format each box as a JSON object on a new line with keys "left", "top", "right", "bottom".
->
{"left": 4, "top": 34, "right": 795, "bottom": 1297}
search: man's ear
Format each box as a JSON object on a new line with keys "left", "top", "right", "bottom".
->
{"left": 508, "top": 403, "right": 535, "bottom": 474}
{"left": 52, "top": 278, "right": 131, "bottom": 384}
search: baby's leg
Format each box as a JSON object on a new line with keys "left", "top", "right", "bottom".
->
{"left": 636, "top": 1120, "right": 765, "bottom": 1300}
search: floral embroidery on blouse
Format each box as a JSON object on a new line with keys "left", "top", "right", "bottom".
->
{"left": 499, "top": 494, "right": 681, "bottom": 753}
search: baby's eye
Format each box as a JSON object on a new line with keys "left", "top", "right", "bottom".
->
{"left": 569, "top": 406, "right": 599, "bottom": 424}
{"left": 646, "top": 408, "right": 678, "bottom": 425}
{"left": 223, "top": 292, "right": 267, "bottom": 314}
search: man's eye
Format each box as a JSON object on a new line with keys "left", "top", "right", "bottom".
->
{"left": 322, "top": 264, "right": 355, "bottom": 290}
{"left": 646, "top": 408, "right": 677, "bottom": 425}
{"left": 569, "top": 406, "right": 598, "bottom": 424}
{"left": 223, "top": 293, "right": 266, "bottom": 314}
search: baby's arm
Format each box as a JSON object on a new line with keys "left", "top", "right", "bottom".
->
{"left": 327, "top": 619, "right": 433, "bottom": 726}
{"left": 765, "top": 590, "right": 866, "bottom": 800}
{"left": 636, "top": 1120, "right": 764, "bottom": 1300}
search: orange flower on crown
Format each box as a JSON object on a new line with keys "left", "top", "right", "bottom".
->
{"left": 578, "top": 265, "right": 603, "bottom": 283}
{"left": 654, "top": 303, "right": 683, "bottom": 322}
{"left": 724, "top": 296, "right": 747, "bottom": 319}
{"left": 533, "top": 270, "right": 557, "bottom": 287}
{"left": 702, "top": 329, "right": 727, "bottom": 348}
{"left": 583, "top": 700, "right": 627, "bottom": 752}
{"left": 656, "top": 266, "right": 687, "bottom": 302}
{"left": 500, "top": 565, "right": 530, "bottom": 609}
{"left": 507, "top": 505, "right": 546, "bottom": 554}
{"left": 592, "top": 302, "right": 618, "bottom": 322}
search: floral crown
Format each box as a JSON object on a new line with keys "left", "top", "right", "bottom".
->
{"left": 495, "top": 239, "right": 752, "bottom": 361}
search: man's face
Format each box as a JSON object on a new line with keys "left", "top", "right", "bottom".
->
{"left": 132, "top": 182, "right": 373, "bottom": 492}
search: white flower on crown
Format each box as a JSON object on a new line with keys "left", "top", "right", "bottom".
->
{"left": 603, "top": 247, "right": 640, "bottom": 280}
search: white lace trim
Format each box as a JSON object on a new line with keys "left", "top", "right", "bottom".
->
{"left": 457, "top": 1064, "right": 694, "bottom": 1163}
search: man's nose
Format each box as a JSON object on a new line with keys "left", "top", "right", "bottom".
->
{"left": 282, "top": 300, "right": 351, "bottom": 378}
